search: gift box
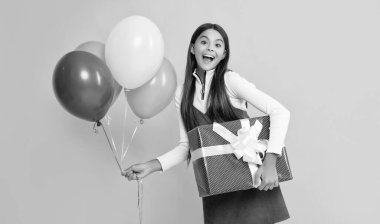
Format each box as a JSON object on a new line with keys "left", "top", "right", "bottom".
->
{"left": 187, "top": 116, "right": 292, "bottom": 197}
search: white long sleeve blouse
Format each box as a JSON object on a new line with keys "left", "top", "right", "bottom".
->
{"left": 157, "top": 70, "right": 290, "bottom": 172}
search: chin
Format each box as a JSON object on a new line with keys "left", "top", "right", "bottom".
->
{"left": 200, "top": 65, "right": 216, "bottom": 71}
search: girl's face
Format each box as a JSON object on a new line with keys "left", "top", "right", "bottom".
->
{"left": 191, "top": 29, "right": 226, "bottom": 71}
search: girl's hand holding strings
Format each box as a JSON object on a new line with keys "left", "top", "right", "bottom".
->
{"left": 122, "top": 159, "right": 162, "bottom": 181}
{"left": 253, "top": 153, "right": 279, "bottom": 191}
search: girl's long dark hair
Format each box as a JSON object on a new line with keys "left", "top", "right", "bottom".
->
{"left": 180, "top": 23, "right": 240, "bottom": 132}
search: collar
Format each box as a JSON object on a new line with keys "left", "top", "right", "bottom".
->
{"left": 192, "top": 69, "right": 215, "bottom": 84}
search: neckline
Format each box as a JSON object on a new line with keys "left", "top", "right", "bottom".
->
{"left": 192, "top": 69, "right": 215, "bottom": 84}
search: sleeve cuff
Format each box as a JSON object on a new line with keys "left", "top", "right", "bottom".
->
{"left": 156, "top": 156, "right": 166, "bottom": 173}
{"left": 266, "top": 146, "right": 284, "bottom": 157}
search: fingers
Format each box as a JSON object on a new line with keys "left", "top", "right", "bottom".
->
{"left": 256, "top": 165, "right": 279, "bottom": 191}
{"left": 263, "top": 183, "right": 274, "bottom": 191}
{"left": 253, "top": 168, "right": 263, "bottom": 188}
{"left": 121, "top": 166, "right": 134, "bottom": 177}
{"left": 257, "top": 176, "right": 278, "bottom": 191}
{"left": 274, "top": 180, "right": 279, "bottom": 188}
{"left": 258, "top": 182, "right": 266, "bottom": 191}
{"left": 121, "top": 165, "right": 137, "bottom": 180}
{"left": 127, "top": 170, "right": 142, "bottom": 181}
{"left": 121, "top": 166, "right": 134, "bottom": 176}
{"left": 258, "top": 180, "right": 279, "bottom": 191}
{"left": 129, "top": 173, "right": 141, "bottom": 181}
{"left": 124, "top": 171, "right": 139, "bottom": 181}
{"left": 258, "top": 181, "right": 271, "bottom": 191}
{"left": 122, "top": 163, "right": 149, "bottom": 181}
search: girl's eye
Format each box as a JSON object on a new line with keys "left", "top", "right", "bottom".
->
{"left": 216, "top": 43, "right": 222, "bottom": 48}
{"left": 201, "top": 40, "right": 207, "bottom": 45}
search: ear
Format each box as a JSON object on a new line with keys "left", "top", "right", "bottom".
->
{"left": 190, "top": 44, "right": 195, "bottom": 55}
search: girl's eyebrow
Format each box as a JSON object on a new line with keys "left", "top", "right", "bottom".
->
{"left": 199, "top": 35, "right": 209, "bottom": 40}
{"left": 199, "top": 35, "right": 224, "bottom": 43}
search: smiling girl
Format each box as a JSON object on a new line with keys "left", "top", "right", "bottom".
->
{"left": 123, "top": 23, "right": 291, "bottom": 224}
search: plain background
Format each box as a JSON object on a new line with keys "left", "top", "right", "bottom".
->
{"left": 1, "top": 0, "right": 379, "bottom": 223}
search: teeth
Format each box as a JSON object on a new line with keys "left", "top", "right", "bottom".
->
{"left": 203, "top": 55, "right": 214, "bottom": 64}
{"left": 203, "top": 55, "right": 215, "bottom": 59}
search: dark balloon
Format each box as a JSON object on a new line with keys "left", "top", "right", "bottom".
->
{"left": 75, "top": 41, "right": 122, "bottom": 105}
{"left": 53, "top": 51, "right": 114, "bottom": 122}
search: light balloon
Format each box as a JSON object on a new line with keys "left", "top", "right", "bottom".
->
{"left": 126, "top": 58, "right": 177, "bottom": 119}
{"left": 105, "top": 15, "right": 164, "bottom": 89}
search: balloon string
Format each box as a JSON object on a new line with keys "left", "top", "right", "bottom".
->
{"left": 122, "top": 119, "right": 143, "bottom": 161}
{"left": 93, "top": 122, "right": 99, "bottom": 134}
{"left": 104, "top": 114, "right": 118, "bottom": 157}
{"left": 121, "top": 99, "right": 128, "bottom": 161}
{"left": 99, "top": 121, "right": 122, "bottom": 172}
{"left": 138, "top": 180, "right": 143, "bottom": 224}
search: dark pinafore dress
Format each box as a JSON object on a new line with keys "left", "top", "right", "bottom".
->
{"left": 192, "top": 106, "right": 290, "bottom": 224}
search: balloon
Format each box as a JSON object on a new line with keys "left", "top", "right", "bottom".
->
{"left": 75, "top": 41, "right": 122, "bottom": 104}
{"left": 105, "top": 15, "right": 164, "bottom": 89}
{"left": 53, "top": 51, "right": 114, "bottom": 122}
{"left": 126, "top": 58, "right": 177, "bottom": 119}
{"left": 75, "top": 41, "right": 106, "bottom": 61}
{"left": 110, "top": 79, "right": 122, "bottom": 105}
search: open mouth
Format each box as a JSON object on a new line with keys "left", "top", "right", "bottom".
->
{"left": 202, "top": 54, "right": 215, "bottom": 63}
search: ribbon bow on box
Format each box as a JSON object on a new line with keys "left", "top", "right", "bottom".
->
{"left": 213, "top": 119, "right": 268, "bottom": 185}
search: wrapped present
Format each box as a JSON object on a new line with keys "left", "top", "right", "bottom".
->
{"left": 187, "top": 116, "right": 292, "bottom": 197}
